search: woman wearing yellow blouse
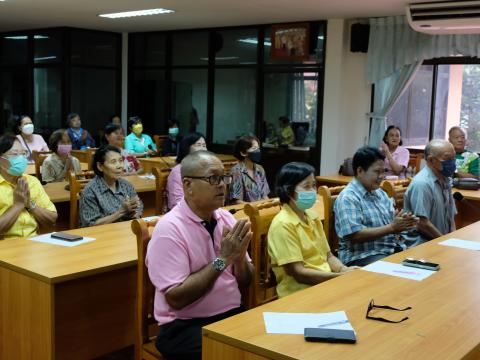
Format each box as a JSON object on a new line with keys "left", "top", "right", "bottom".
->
{"left": 268, "top": 162, "right": 355, "bottom": 297}
{"left": 0, "top": 134, "right": 57, "bottom": 239}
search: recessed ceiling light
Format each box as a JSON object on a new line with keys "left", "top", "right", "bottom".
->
{"left": 99, "top": 8, "right": 174, "bottom": 19}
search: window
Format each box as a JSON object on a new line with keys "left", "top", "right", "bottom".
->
{"left": 214, "top": 29, "right": 258, "bottom": 65}
{"left": 34, "top": 68, "right": 62, "bottom": 133}
{"left": 172, "top": 32, "right": 209, "bottom": 66}
{"left": 34, "top": 32, "right": 62, "bottom": 64}
{"left": 387, "top": 60, "right": 480, "bottom": 152}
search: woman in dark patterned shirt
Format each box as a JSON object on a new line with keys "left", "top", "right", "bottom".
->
{"left": 79, "top": 145, "right": 143, "bottom": 227}
{"left": 229, "top": 135, "right": 270, "bottom": 204}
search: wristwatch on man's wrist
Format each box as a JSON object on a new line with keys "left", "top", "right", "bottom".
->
{"left": 212, "top": 257, "right": 227, "bottom": 272}
{"left": 26, "top": 200, "right": 37, "bottom": 212}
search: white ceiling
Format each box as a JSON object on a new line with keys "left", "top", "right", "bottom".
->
{"left": 0, "top": 0, "right": 440, "bottom": 33}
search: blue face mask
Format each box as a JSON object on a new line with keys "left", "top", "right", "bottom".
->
{"left": 3, "top": 155, "right": 28, "bottom": 177}
{"left": 439, "top": 159, "right": 456, "bottom": 178}
{"left": 169, "top": 127, "right": 179, "bottom": 137}
{"left": 295, "top": 190, "right": 317, "bottom": 210}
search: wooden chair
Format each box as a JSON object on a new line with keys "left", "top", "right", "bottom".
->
{"left": 152, "top": 167, "right": 171, "bottom": 214}
{"left": 153, "top": 135, "right": 168, "bottom": 155}
{"left": 32, "top": 150, "right": 52, "bottom": 182}
{"left": 68, "top": 170, "right": 95, "bottom": 229}
{"left": 408, "top": 153, "right": 424, "bottom": 175}
{"left": 222, "top": 160, "right": 238, "bottom": 174}
{"left": 71, "top": 148, "right": 96, "bottom": 170}
{"left": 381, "top": 178, "right": 411, "bottom": 210}
{"left": 317, "top": 185, "right": 346, "bottom": 254}
{"left": 131, "top": 218, "right": 163, "bottom": 360}
{"left": 244, "top": 199, "right": 282, "bottom": 308}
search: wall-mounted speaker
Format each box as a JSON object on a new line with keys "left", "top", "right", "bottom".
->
{"left": 350, "top": 23, "right": 370, "bottom": 53}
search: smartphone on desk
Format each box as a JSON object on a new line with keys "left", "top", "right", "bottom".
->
{"left": 401, "top": 258, "right": 439, "bottom": 271}
{"left": 304, "top": 328, "right": 356, "bottom": 344}
{"left": 51, "top": 232, "right": 83, "bottom": 242}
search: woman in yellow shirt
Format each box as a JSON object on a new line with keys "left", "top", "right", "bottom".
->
{"left": 0, "top": 134, "right": 57, "bottom": 239}
{"left": 268, "top": 162, "right": 355, "bottom": 297}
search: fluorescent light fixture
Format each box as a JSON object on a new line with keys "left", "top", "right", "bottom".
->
{"left": 99, "top": 8, "right": 174, "bottom": 19}
{"left": 200, "top": 56, "right": 239, "bottom": 61}
{"left": 237, "top": 38, "right": 271, "bottom": 47}
{"left": 4, "top": 35, "right": 49, "bottom": 40}
{"left": 34, "top": 56, "right": 57, "bottom": 61}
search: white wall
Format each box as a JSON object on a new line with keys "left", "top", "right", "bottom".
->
{"left": 121, "top": 32, "right": 129, "bottom": 131}
{"left": 320, "top": 19, "right": 371, "bottom": 175}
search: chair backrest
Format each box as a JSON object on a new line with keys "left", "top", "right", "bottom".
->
{"left": 317, "top": 185, "right": 346, "bottom": 254}
{"left": 131, "top": 218, "right": 160, "bottom": 360}
{"left": 153, "top": 135, "right": 169, "bottom": 155}
{"left": 408, "top": 153, "right": 424, "bottom": 175}
{"left": 32, "top": 150, "right": 52, "bottom": 182}
{"left": 381, "top": 178, "right": 411, "bottom": 210}
{"left": 68, "top": 170, "right": 96, "bottom": 229}
{"left": 244, "top": 199, "right": 282, "bottom": 308}
{"left": 222, "top": 160, "right": 238, "bottom": 174}
{"left": 71, "top": 148, "right": 97, "bottom": 170}
{"left": 152, "top": 167, "right": 171, "bottom": 214}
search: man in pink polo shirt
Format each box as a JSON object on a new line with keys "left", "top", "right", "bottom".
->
{"left": 146, "top": 151, "right": 254, "bottom": 360}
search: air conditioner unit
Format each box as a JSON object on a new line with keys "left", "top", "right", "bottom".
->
{"left": 406, "top": 1, "right": 480, "bottom": 34}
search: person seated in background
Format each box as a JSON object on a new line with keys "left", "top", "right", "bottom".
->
{"left": 404, "top": 139, "right": 457, "bottom": 239}
{"left": 146, "top": 151, "right": 254, "bottom": 360}
{"left": 167, "top": 132, "right": 207, "bottom": 210}
{"left": 0, "top": 134, "right": 57, "bottom": 239}
{"left": 278, "top": 116, "right": 295, "bottom": 146}
{"left": 334, "top": 146, "right": 421, "bottom": 267}
{"left": 66, "top": 113, "right": 96, "bottom": 150}
{"left": 230, "top": 135, "right": 269, "bottom": 204}
{"left": 79, "top": 145, "right": 143, "bottom": 227}
{"left": 162, "top": 119, "right": 181, "bottom": 156}
{"left": 41, "top": 129, "right": 81, "bottom": 183}
{"left": 110, "top": 114, "right": 121, "bottom": 125}
{"left": 104, "top": 123, "right": 142, "bottom": 175}
{"left": 380, "top": 125, "right": 410, "bottom": 179}
{"left": 124, "top": 116, "right": 156, "bottom": 157}
{"left": 448, "top": 126, "right": 479, "bottom": 178}
{"left": 14, "top": 115, "right": 49, "bottom": 163}
{"left": 268, "top": 162, "right": 354, "bottom": 298}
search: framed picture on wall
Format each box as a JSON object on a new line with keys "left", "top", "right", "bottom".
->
{"left": 270, "top": 23, "right": 310, "bottom": 60}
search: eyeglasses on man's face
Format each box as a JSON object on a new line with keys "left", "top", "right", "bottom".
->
{"left": 366, "top": 299, "right": 411, "bottom": 323}
{"left": 183, "top": 174, "right": 232, "bottom": 186}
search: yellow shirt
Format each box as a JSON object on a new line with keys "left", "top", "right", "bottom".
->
{"left": 268, "top": 203, "right": 331, "bottom": 298}
{"left": 0, "top": 174, "right": 57, "bottom": 239}
{"left": 280, "top": 126, "right": 295, "bottom": 146}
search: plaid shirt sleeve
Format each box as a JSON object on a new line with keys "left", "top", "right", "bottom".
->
{"left": 334, "top": 192, "right": 367, "bottom": 238}
{"left": 229, "top": 165, "right": 244, "bottom": 201}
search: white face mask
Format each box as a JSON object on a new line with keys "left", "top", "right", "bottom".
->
{"left": 22, "top": 124, "right": 34, "bottom": 135}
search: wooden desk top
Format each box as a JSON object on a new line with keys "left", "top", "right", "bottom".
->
{"left": 27, "top": 162, "right": 88, "bottom": 176}
{"left": 316, "top": 174, "right": 353, "bottom": 186}
{"left": 139, "top": 154, "right": 237, "bottom": 169}
{"left": 43, "top": 175, "right": 156, "bottom": 203}
{"left": 454, "top": 188, "right": 480, "bottom": 201}
{"left": 204, "top": 221, "right": 480, "bottom": 360}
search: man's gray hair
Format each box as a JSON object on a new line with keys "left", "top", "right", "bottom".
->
{"left": 448, "top": 126, "right": 465, "bottom": 138}
{"left": 181, "top": 150, "right": 220, "bottom": 178}
{"left": 425, "top": 139, "right": 451, "bottom": 158}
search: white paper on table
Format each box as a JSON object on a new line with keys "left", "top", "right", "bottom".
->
{"left": 28, "top": 233, "right": 96, "bottom": 247}
{"left": 138, "top": 174, "right": 156, "bottom": 180}
{"left": 142, "top": 216, "right": 160, "bottom": 222}
{"left": 362, "top": 261, "right": 435, "bottom": 281}
{"left": 263, "top": 311, "right": 354, "bottom": 334}
{"left": 439, "top": 238, "right": 480, "bottom": 251}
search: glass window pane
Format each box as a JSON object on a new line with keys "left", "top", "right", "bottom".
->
{"left": 34, "top": 32, "right": 62, "bottom": 64}
{"left": 130, "top": 70, "right": 166, "bottom": 135}
{"left": 71, "top": 31, "right": 118, "bottom": 67}
{"left": 34, "top": 68, "right": 62, "bottom": 134}
{"left": 213, "top": 69, "right": 256, "bottom": 144}
{"left": 214, "top": 29, "right": 258, "bottom": 65}
{"left": 172, "top": 69, "right": 207, "bottom": 136}
{"left": 70, "top": 68, "right": 118, "bottom": 139}
{"left": 387, "top": 65, "right": 433, "bottom": 146}
{"left": 432, "top": 64, "right": 450, "bottom": 139}
{"left": 263, "top": 72, "right": 318, "bottom": 147}
{"left": 0, "top": 69, "right": 28, "bottom": 132}
{"left": 172, "top": 32, "right": 208, "bottom": 66}
{"left": 131, "top": 33, "right": 166, "bottom": 67}
{"left": 460, "top": 64, "right": 480, "bottom": 152}
{"left": 0, "top": 35, "right": 28, "bottom": 65}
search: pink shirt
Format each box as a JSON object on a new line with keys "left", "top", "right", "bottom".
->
{"left": 146, "top": 199, "right": 248, "bottom": 325}
{"left": 166, "top": 164, "right": 183, "bottom": 210}
{"left": 384, "top": 146, "right": 410, "bottom": 179}
{"left": 17, "top": 134, "right": 49, "bottom": 163}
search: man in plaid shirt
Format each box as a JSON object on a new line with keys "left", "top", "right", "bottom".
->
{"left": 334, "top": 146, "right": 423, "bottom": 266}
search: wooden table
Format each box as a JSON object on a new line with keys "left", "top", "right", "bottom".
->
{"left": 139, "top": 154, "right": 237, "bottom": 173}
{"left": 316, "top": 174, "right": 353, "bottom": 187}
{"left": 203, "top": 221, "right": 480, "bottom": 360}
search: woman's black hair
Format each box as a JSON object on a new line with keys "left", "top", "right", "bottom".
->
{"left": 110, "top": 114, "right": 121, "bottom": 122}
{"left": 13, "top": 115, "right": 31, "bottom": 135}
{"left": 275, "top": 162, "right": 315, "bottom": 204}
{"left": 168, "top": 118, "right": 178, "bottom": 128}
{"left": 278, "top": 116, "right": 290, "bottom": 125}
{"left": 352, "top": 146, "right": 385, "bottom": 176}
{"left": 233, "top": 134, "right": 259, "bottom": 161}
{"left": 0, "top": 134, "right": 19, "bottom": 155}
{"left": 103, "top": 123, "right": 123, "bottom": 145}
{"left": 66, "top": 113, "right": 80, "bottom": 128}
{"left": 383, "top": 125, "right": 403, "bottom": 146}
{"left": 127, "top": 116, "right": 142, "bottom": 131}
{"left": 49, "top": 129, "right": 68, "bottom": 153}
{"left": 176, "top": 132, "right": 205, "bottom": 164}
{"left": 92, "top": 145, "right": 121, "bottom": 177}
